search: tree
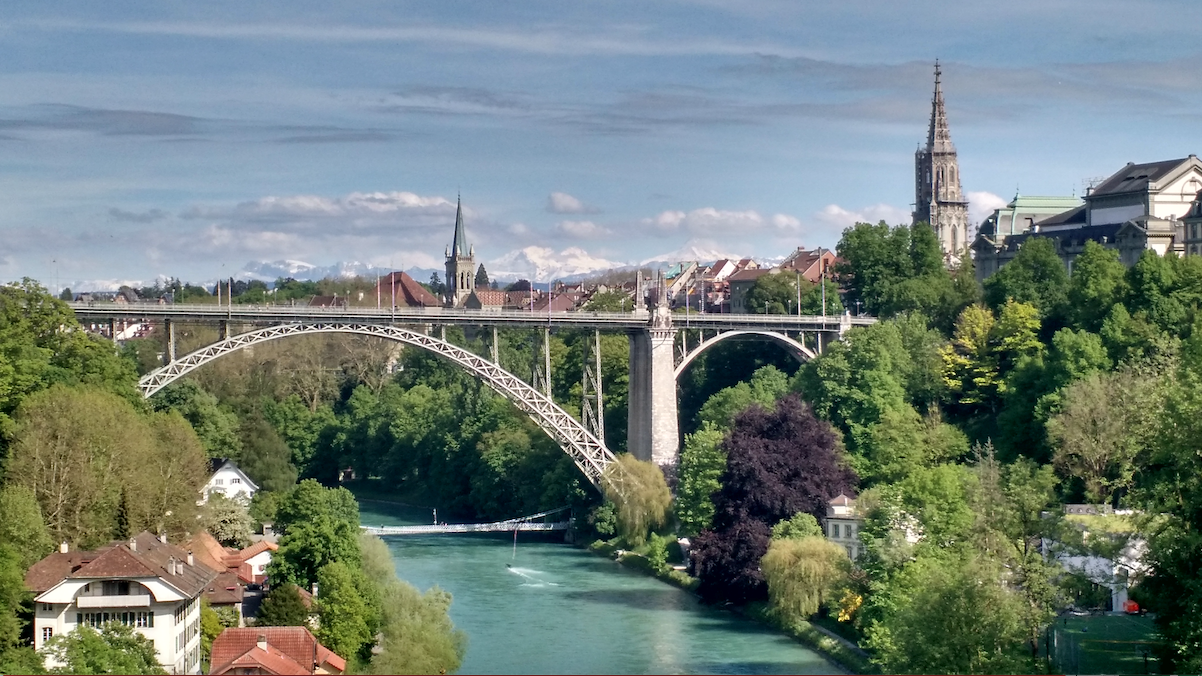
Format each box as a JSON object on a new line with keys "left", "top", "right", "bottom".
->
{"left": 428, "top": 272, "right": 445, "bottom": 297}
{"left": 1046, "top": 371, "right": 1159, "bottom": 504}
{"left": 255, "top": 583, "right": 310, "bottom": 627}
{"left": 745, "top": 272, "right": 838, "bottom": 316}
{"left": 583, "top": 290, "right": 632, "bottom": 312}
{"left": 236, "top": 416, "right": 298, "bottom": 493}
{"left": 268, "top": 481, "right": 362, "bottom": 587}
{"left": 474, "top": 264, "right": 489, "bottom": 288}
{"left": 0, "top": 485, "right": 54, "bottom": 569}
{"left": 761, "top": 536, "right": 851, "bottom": 620}
{"left": 149, "top": 380, "right": 242, "bottom": 458}
{"left": 770, "top": 512, "right": 823, "bottom": 540}
{"left": 691, "top": 395, "right": 856, "bottom": 603}
{"left": 940, "top": 304, "right": 1000, "bottom": 409}
{"left": 58, "top": 288, "right": 72, "bottom": 301}
{"left": 202, "top": 493, "right": 255, "bottom": 548}
{"left": 675, "top": 423, "right": 726, "bottom": 537}
{"left": 835, "top": 221, "right": 953, "bottom": 320}
{"left": 864, "top": 554, "right": 1027, "bottom": 674}
{"left": 315, "top": 562, "right": 373, "bottom": 661}
{"left": 369, "top": 584, "right": 465, "bottom": 675}
{"left": 697, "top": 365, "right": 790, "bottom": 430}
{"left": 42, "top": 623, "right": 165, "bottom": 675}
{"left": 1066, "top": 241, "right": 1127, "bottom": 332}
{"left": 600, "top": 455, "right": 672, "bottom": 547}
{"left": 982, "top": 236, "right": 1068, "bottom": 320}
{"left": 0, "top": 544, "right": 29, "bottom": 655}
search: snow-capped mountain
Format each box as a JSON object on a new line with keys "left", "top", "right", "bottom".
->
{"left": 237, "top": 259, "right": 382, "bottom": 282}
{"left": 639, "top": 239, "right": 744, "bottom": 267}
{"left": 487, "top": 246, "right": 628, "bottom": 283}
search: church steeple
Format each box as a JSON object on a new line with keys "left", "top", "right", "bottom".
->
{"left": 913, "top": 61, "right": 969, "bottom": 264}
{"left": 927, "top": 61, "right": 955, "bottom": 154}
{"left": 444, "top": 194, "right": 476, "bottom": 307}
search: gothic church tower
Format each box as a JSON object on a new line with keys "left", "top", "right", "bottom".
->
{"left": 444, "top": 196, "right": 475, "bottom": 307}
{"left": 913, "top": 62, "right": 970, "bottom": 262}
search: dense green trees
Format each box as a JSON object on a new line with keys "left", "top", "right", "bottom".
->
{"left": 600, "top": 455, "right": 672, "bottom": 547}
{"left": 42, "top": 623, "right": 165, "bottom": 675}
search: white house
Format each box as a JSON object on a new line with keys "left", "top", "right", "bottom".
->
{"left": 201, "top": 458, "right": 258, "bottom": 505}
{"left": 825, "top": 494, "right": 863, "bottom": 560}
{"left": 25, "top": 531, "right": 219, "bottom": 675}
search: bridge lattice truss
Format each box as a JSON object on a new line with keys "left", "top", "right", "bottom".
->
{"left": 139, "top": 323, "right": 616, "bottom": 487}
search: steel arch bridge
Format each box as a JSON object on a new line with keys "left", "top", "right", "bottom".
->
{"left": 674, "top": 329, "right": 818, "bottom": 379}
{"left": 138, "top": 322, "right": 616, "bottom": 487}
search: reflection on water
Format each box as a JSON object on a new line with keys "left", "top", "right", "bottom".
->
{"left": 360, "top": 502, "right": 845, "bottom": 675}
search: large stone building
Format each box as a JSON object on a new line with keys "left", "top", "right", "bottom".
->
{"left": 974, "top": 156, "right": 1202, "bottom": 276}
{"left": 444, "top": 196, "right": 475, "bottom": 308}
{"left": 972, "top": 194, "right": 1083, "bottom": 280}
{"left": 913, "top": 62, "right": 970, "bottom": 263}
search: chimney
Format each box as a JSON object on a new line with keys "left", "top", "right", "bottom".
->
{"left": 257, "top": 634, "right": 268, "bottom": 652}
{"left": 168, "top": 557, "right": 176, "bottom": 575}
{"left": 159, "top": 532, "right": 168, "bottom": 544}
{"left": 59, "top": 542, "right": 69, "bottom": 554}
{"left": 128, "top": 537, "right": 137, "bottom": 552}
{"left": 311, "top": 582, "right": 319, "bottom": 598}
{"left": 187, "top": 551, "right": 194, "bottom": 566}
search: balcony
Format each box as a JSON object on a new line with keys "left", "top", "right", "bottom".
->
{"left": 76, "top": 595, "right": 150, "bottom": 608}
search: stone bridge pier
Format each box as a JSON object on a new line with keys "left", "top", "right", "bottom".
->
{"left": 626, "top": 326, "right": 679, "bottom": 470}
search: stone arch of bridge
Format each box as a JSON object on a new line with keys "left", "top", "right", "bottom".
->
{"left": 673, "top": 329, "right": 817, "bottom": 380}
{"left": 138, "top": 322, "right": 615, "bottom": 487}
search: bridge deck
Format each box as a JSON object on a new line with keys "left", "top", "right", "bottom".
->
{"left": 362, "top": 521, "right": 570, "bottom": 535}
{"left": 69, "top": 302, "right": 874, "bottom": 331}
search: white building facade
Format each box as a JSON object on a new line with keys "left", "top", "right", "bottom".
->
{"left": 26, "top": 532, "right": 218, "bottom": 674}
{"left": 202, "top": 458, "right": 259, "bottom": 504}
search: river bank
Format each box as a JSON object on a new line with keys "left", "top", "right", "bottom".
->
{"left": 585, "top": 538, "right": 873, "bottom": 674}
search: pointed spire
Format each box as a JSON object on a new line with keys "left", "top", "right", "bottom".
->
{"left": 451, "top": 194, "right": 469, "bottom": 258}
{"left": 927, "top": 60, "right": 954, "bottom": 154}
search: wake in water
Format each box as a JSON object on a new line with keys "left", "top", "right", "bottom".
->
{"left": 507, "top": 566, "right": 560, "bottom": 588}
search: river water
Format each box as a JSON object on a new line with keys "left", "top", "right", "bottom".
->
{"left": 360, "top": 501, "right": 844, "bottom": 675}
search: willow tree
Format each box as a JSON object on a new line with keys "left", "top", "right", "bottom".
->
{"left": 601, "top": 454, "right": 672, "bottom": 547}
{"left": 761, "top": 536, "right": 850, "bottom": 621}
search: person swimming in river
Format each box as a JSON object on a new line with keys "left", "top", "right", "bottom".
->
{"left": 506, "top": 563, "right": 512, "bottom": 568}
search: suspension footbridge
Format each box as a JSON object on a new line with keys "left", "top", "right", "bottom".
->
{"left": 361, "top": 507, "right": 571, "bottom": 536}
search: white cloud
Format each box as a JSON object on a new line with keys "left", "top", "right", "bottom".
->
{"left": 814, "top": 203, "right": 910, "bottom": 230}
{"left": 507, "top": 222, "right": 530, "bottom": 235}
{"left": 555, "top": 220, "right": 612, "bottom": 238}
{"left": 771, "top": 213, "right": 803, "bottom": 233}
{"left": 546, "top": 192, "right": 600, "bottom": 214}
{"left": 644, "top": 207, "right": 766, "bottom": 235}
{"left": 967, "top": 191, "right": 1008, "bottom": 227}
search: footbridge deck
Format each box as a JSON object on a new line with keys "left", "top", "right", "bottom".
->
{"left": 361, "top": 507, "right": 572, "bottom": 536}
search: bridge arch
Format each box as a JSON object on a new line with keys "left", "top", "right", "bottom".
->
{"left": 139, "top": 322, "right": 615, "bottom": 487}
{"left": 674, "top": 329, "right": 816, "bottom": 379}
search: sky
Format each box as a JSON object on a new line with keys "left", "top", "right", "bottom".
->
{"left": 2, "top": 1, "right": 1202, "bottom": 289}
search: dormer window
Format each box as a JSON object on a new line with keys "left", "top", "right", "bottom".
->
{"left": 231, "top": 478, "right": 241, "bottom": 484}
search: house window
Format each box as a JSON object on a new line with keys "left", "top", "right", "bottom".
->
{"left": 214, "top": 478, "right": 224, "bottom": 486}
{"left": 231, "top": 478, "right": 241, "bottom": 484}
{"left": 42, "top": 603, "right": 54, "bottom": 612}
{"left": 102, "top": 581, "right": 131, "bottom": 596}
{"left": 830, "top": 524, "right": 840, "bottom": 538}
{"left": 42, "top": 627, "right": 53, "bottom": 642}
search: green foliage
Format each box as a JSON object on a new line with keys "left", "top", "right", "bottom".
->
{"left": 7, "top": 386, "right": 208, "bottom": 548}
{"left": 697, "top": 365, "right": 790, "bottom": 430}
{"left": 1066, "top": 241, "right": 1128, "bottom": 332}
{"left": 236, "top": 415, "right": 298, "bottom": 492}
{"left": 601, "top": 455, "right": 672, "bottom": 547}
{"left": 745, "top": 271, "right": 841, "bottom": 315}
{"left": 0, "top": 544, "right": 29, "bottom": 651}
{"left": 835, "top": 221, "right": 963, "bottom": 323}
{"left": 675, "top": 423, "right": 727, "bottom": 537}
{"left": 982, "top": 236, "right": 1069, "bottom": 319}
{"left": 645, "top": 533, "right": 669, "bottom": 571}
{"left": 864, "top": 553, "right": 1028, "bottom": 674}
{"left": 43, "top": 623, "right": 165, "bottom": 675}
{"left": 200, "top": 599, "right": 238, "bottom": 667}
{"left": 0, "top": 485, "right": 54, "bottom": 569}
{"left": 268, "top": 481, "right": 362, "bottom": 587}
{"left": 474, "top": 263, "right": 489, "bottom": 288}
{"left": 315, "top": 561, "right": 374, "bottom": 661}
{"left": 583, "top": 289, "right": 633, "bottom": 312}
{"left": 770, "top": 512, "right": 823, "bottom": 540}
{"left": 255, "top": 583, "right": 310, "bottom": 627}
{"left": 588, "top": 503, "right": 617, "bottom": 537}
{"left": 149, "top": 380, "right": 242, "bottom": 458}
{"left": 761, "top": 536, "right": 851, "bottom": 620}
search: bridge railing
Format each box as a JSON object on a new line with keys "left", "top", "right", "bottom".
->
{"left": 67, "top": 301, "right": 876, "bottom": 329}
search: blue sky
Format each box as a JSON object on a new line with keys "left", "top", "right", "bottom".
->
{"left": 2, "top": 1, "right": 1201, "bottom": 288}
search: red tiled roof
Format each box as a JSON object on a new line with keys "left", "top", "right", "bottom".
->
{"left": 470, "top": 289, "right": 508, "bottom": 306}
{"left": 183, "top": 532, "right": 235, "bottom": 573}
{"left": 210, "top": 627, "right": 346, "bottom": 675}
{"left": 375, "top": 272, "right": 441, "bottom": 308}
{"left": 727, "top": 268, "right": 770, "bottom": 282}
{"left": 205, "top": 571, "right": 245, "bottom": 606}
{"left": 25, "top": 532, "right": 218, "bottom": 598}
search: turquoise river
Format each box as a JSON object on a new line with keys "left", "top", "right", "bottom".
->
{"left": 360, "top": 501, "right": 845, "bottom": 675}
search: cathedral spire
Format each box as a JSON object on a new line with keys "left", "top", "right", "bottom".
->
{"left": 451, "top": 194, "right": 469, "bottom": 257}
{"left": 927, "top": 60, "right": 954, "bottom": 154}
